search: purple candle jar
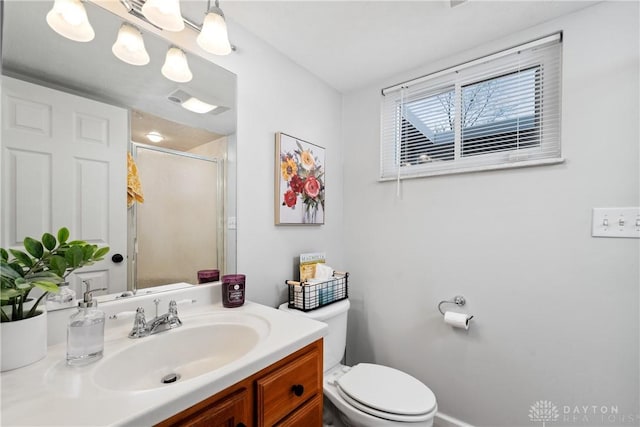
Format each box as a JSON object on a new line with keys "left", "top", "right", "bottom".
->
{"left": 197, "top": 269, "right": 220, "bottom": 284}
{"left": 222, "top": 274, "right": 245, "bottom": 308}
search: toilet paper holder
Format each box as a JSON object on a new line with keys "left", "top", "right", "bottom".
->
{"left": 438, "top": 295, "right": 473, "bottom": 319}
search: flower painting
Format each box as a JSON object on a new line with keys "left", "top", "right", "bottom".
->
{"left": 275, "top": 133, "right": 325, "bottom": 225}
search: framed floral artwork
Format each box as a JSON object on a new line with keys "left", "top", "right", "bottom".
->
{"left": 275, "top": 132, "right": 325, "bottom": 225}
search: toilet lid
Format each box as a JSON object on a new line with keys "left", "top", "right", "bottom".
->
{"left": 336, "top": 363, "right": 437, "bottom": 420}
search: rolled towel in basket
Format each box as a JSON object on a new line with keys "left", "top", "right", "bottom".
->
{"left": 314, "top": 263, "right": 334, "bottom": 280}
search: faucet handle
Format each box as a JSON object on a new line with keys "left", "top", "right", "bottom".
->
{"left": 167, "top": 300, "right": 182, "bottom": 328}
{"left": 168, "top": 300, "right": 178, "bottom": 315}
{"left": 128, "top": 307, "right": 148, "bottom": 338}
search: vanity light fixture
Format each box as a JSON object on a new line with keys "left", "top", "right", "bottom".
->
{"left": 46, "top": 0, "right": 95, "bottom": 42}
{"left": 112, "top": 23, "right": 150, "bottom": 66}
{"left": 141, "top": 0, "right": 185, "bottom": 32}
{"left": 196, "top": 0, "right": 232, "bottom": 56}
{"left": 181, "top": 97, "right": 218, "bottom": 114}
{"left": 146, "top": 131, "right": 164, "bottom": 143}
{"left": 161, "top": 47, "right": 193, "bottom": 83}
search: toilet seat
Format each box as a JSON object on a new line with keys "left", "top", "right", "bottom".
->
{"left": 335, "top": 363, "right": 437, "bottom": 422}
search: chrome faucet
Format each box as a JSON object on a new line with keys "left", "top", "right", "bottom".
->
{"left": 128, "top": 300, "right": 182, "bottom": 339}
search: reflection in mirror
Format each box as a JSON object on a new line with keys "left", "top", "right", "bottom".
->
{"left": 1, "top": 1, "right": 237, "bottom": 305}
{"left": 130, "top": 111, "right": 225, "bottom": 289}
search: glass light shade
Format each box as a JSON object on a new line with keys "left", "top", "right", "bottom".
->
{"left": 146, "top": 132, "right": 163, "bottom": 143}
{"left": 46, "top": 0, "right": 95, "bottom": 42}
{"left": 141, "top": 0, "right": 184, "bottom": 32}
{"left": 112, "top": 24, "right": 150, "bottom": 66}
{"left": 196, "top": 9, "right": 232, "bottom": 56}
{"left": 161, "top": 47, "right": 193, "bottom": 83}
{"left": 182, "top": 97, "right": 217, "bottom": 114}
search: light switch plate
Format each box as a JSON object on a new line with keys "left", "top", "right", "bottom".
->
{"left": 228, "top": 216, "right": 237, "bottom": 230}
{"left": 592, "top": 207, "right": 640, "bottom": 238}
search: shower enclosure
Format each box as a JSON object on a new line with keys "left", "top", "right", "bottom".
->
{"left": 131, "top": 143, "right": 224, "bottom": 289}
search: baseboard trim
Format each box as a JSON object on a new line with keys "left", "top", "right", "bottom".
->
{"left": 435, "top": 412, "right": 475, "bottom": 427}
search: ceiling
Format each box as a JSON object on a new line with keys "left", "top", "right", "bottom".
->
{"left": 131, "top": 110, "right": 223, "bottom": 151}
{"left": 220, "top": 0, "right": 598, "bottom": 93}
{"left": 2, "top": 1, "right": 599, "bottom": 107}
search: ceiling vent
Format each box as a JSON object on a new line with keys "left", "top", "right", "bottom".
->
{"left": 167, "top": 89, "right": 229, "bottom": 115}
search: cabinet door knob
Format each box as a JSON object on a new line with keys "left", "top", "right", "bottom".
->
{"left": 291, "top": 384, "right": 304, "bottom": 397}
{"left": 236, "top": 423, "right": 246, "bottom": 427}
{"left": 111, "top": 253, "right": 124, "bottom": 263}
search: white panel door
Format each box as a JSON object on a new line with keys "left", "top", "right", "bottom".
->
{"left": 1, "top": 76, "right": 128, "bottom": 295}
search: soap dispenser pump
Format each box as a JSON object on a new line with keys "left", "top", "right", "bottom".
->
{"left": 66, "top": 281, "right": 107, "bottom": 366}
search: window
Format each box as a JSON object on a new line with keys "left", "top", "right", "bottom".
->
{"left": 380, "top": 33, "right": 562, "bottom": 180}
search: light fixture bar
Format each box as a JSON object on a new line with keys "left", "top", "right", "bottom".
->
{"left": 118, "top": 0, "right": 236, "bottom": 51}
{"left": 119, "top": 0, "right": 163, "bottom": 30}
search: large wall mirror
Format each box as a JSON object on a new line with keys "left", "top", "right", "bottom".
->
{"left": 1, "top": 1, "right": 237, "bottom": 304}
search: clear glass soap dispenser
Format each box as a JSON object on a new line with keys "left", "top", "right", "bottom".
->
{"left": 45, "top": 281, "right": 76, "bottom": 310}
{"left": 66, "top": 281, "right": 107, "bottom": 366}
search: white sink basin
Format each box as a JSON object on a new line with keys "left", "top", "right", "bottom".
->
{"left": 93, "top": 313, "right": 270, "bottom": 391}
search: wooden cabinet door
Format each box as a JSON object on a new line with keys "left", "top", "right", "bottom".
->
{"left": 161, "top": 388, "right": 250, "bottom": 427}
{"left": 275, "top": 395, "right": 323, "bottom": 427}
{"left": 256, "top": 346, "right": 322, "bottom": 426}
{"left": 157, "top": 340, "right": 323, "bottom": 427}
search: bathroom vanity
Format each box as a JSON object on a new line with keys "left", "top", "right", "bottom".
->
{"left": 158, "top": 339, "right": 322, "bottom": 426}
{"left": 0, "top": 284, "right": 327, "bottom": 426}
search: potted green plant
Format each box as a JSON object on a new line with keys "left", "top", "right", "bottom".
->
{"left": 0, "top": 227, "right": 109, "bottom": 371}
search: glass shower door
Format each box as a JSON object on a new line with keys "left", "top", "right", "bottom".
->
{"left": 133, "top": 145, "right": 222, "bottom": 289}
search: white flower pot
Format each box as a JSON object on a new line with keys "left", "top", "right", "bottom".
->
{"left": 1, "top": 298, "right": 37, "bottom": 318}
{"left": 1, "top": 310, "right": 47, "bottom": 372}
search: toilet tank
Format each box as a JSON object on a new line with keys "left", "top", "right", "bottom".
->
{"left": 278, "top": 299, "right": 350, "bottom": 372}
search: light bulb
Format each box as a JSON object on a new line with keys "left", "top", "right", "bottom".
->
{"left": 196, "top": 7, "right": 232, "bottom": 56}
{"left": 46, "top": 0, "right": 95, "bottom": 42}
{"left": 161, "top": 47, "right": 193, "bottom": 83}
{"left": 112, "top": 24, "right": 150, "bottom": 66}
{"left": 141, "top": 0, "right": 184, "bottom": 32}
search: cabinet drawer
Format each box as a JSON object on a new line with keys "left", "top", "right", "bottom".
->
{"left": 257, "top": 348, "right": 321, "bottom": 426}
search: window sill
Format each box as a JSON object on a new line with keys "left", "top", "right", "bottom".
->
{"left": 378, "top": 157, "right": 566, "bottom": 182}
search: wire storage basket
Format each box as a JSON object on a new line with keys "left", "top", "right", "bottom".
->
{"left": 286, "top": 272, "right": 348, "bottom": 312}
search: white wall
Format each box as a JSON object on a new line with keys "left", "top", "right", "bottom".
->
{"left": 342, "top": 3, "right": 639, "bottom": 426}
{"left": 223, "top": 25, "right": 344, "bottom": 307}
{"left": 97, "top": 2, "right": 637, "bottom": 424}
{"left": 95, "top": 3, "right": 345, "bottom": 308}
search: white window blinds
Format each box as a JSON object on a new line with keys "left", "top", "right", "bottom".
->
{"left": 380, "top": 33, "right": 563, "bottom": 180}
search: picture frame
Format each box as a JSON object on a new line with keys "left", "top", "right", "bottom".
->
{"left": 275, "top": 132, "right": 325, "bottom": 225}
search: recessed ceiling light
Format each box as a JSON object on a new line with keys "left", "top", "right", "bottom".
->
{"left": 181, "top": 97, "right": 218, "bottom": 114}
{"left": 146, "top": 131, "right": 164, "bottom": 143}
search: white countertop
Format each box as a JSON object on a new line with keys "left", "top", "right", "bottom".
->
{"left": 1, "top": 297, "right": 327, "bottom": 426}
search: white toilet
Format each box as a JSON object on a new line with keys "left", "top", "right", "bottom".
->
{"left": 279, "top": 299, "right": 437, "bottom": 427}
